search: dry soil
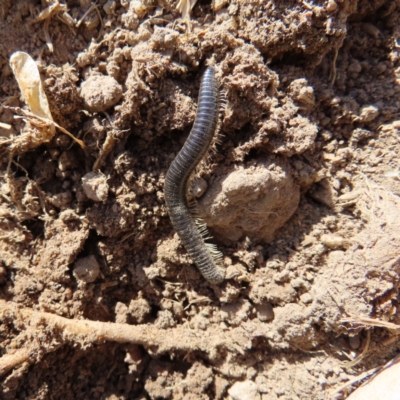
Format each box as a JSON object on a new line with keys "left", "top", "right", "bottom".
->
{"left": 1, "top": 1, "right": 400, "bottom": 399}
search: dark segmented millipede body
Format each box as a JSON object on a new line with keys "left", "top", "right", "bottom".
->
{"left": 164, "top": 66, "right": 225, "bottom": 284}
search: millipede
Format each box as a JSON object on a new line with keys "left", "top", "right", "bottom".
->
{"left": 164, "top": 66, "right": 225, "bottom": 284}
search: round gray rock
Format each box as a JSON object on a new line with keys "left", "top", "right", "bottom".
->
{"left": 73, "top": 255, "right": 100, "bottom": 283}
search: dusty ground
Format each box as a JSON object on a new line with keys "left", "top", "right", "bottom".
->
{"left": 1, "top": 0, "right": 400, "bottom": 399}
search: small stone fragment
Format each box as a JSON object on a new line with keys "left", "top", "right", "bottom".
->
{"left": 359, "top": 105, "right": 379, "bottom": 123}
{"left": 214, "top": 0, "right": 229, "bottom": 11}
{"left": 291, "top": 277, "right": 305, "bottom": 289}
{"left": 82, "top": 171, "right": 109, "bottom": 202}
{"left": 189, "top": 177, "right": 208, "bottom": 198}
{"left": 300, "top": 292, "right": 313, "bottom": 304}
{"left": 59, "top": 150, "right": 79, "bottom": 171}
{"left": 73, "top": 255, "right": 100, "bottom": 283}
{"left": 103, "top": 0, "right": 116, "bottom": 14}
{"left": 288, "top": 78, "right": 315, "bottom": 112}
{"left": 308, "top": 179, "right": 334, "bottom": 208}
{"left": 228, "top": 380, "right": 261, "bottom": 400}
{"left": 349, "top": 334, "right": 361, "bottom": 350}
{"left": 80, "top": 75, "right": 122, "bottom": 112}
{"left": 321, "top": 234, "right": 350, "bottom": 249}
{"left": 326, "top": 0, "right": 337, "bottom": 12}
{"left": 255, "top": 303, "right": 274, "bottom": 322}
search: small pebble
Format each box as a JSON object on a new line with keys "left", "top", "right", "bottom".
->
{"left": 326, "top": 0, "right": 337, "bottom": 12}
{"left": 228, "top": 380, "right": 260, "bottom": 400}
{"left": 291, "top": 277, "right": 305, "bottom": 289}
{"left": 82, "top": 171, "right": 109, "bottom": 202}
{"left": 359, "top": 105, "right": 379, "bottom": 123}
{"left": 190, "top": 177, "right": 208, "bottom": 198}
{"left": 73, "top": 255, "right": 100, "bottom": 283}
{"left": 300, "top": 292, "right": 313, "bottom": 304}
{"left": 103, "top": 0, "right": 116, "bottom": 14}
{"left": 214, "top": 0, "right": 229, "bottom": 11}
{"left": 349, "top": 334, "right": 361, "bottom": 350}
{"left": 321, "top": 234, "right": 350, "bottom": 249}
{"left": 256, "top": 303, "right": 275, "bottom": 322}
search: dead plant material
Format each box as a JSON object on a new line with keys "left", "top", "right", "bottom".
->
{"left": 92, "top": 115, "right": 128, "bottom": 171}
{"left": 0, "top": 109, "right": 55, "bottom": 156}
{"left": 92, "top": 129, "right": 118, "bottom": 170}
{"left": 341, "top": 315, "right": 400, "bottom": 334}
{"left": 2, "top": 51, "right": 84, "bottom": 154}
{"left": 176, "top": 0, "right": 197, "bottom": 19}
{"left": 341, "top": 330, "right": 371, "bottom": 369}
{"left": 36, "top": 1, "right": 76, "bottom": 51}
{"left": 76, "top": 2, "right": 102, "bottom": 30}
{"left": 1, "top": 108, "right": 84, "bottom": 154}
{"left": 9, "top": 51, "right": 53, "bottom": 120}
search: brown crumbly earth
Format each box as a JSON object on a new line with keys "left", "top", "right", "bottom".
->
{"left": 0, "top": 0, "right": 400, "bottom": 399}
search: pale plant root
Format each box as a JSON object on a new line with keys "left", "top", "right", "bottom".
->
{"left": 0, "top": 300, "right": 249, "bottom": 378}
